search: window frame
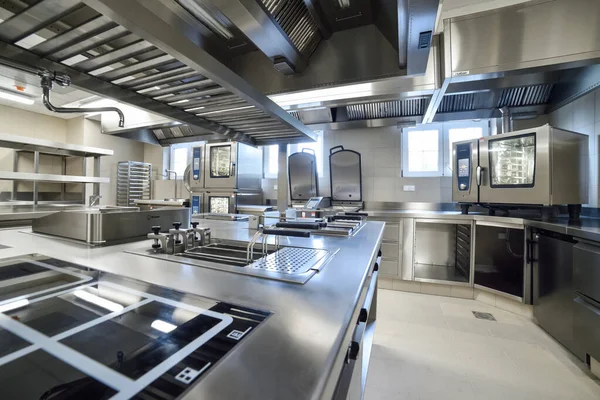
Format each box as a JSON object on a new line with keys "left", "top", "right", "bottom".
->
{"left": 401, "top": 125, "right": 444, "bottom": 177}
{"left": 401, "top": 120, "right": 490, "bottom": 178}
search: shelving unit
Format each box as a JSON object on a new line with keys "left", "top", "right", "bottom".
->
{"left": 117, "top": 161, "right": 152, "bottom": 206}
{"left": 0, "top": 133, "right": 113, "bottom": 205}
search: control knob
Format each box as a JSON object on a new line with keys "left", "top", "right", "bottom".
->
{"left": 191, "top": 222, "right": 199, "bottom": 228}
{"left": 151, "top": 226, "right": 161, "bottom": 235}
{"left": 459, "top": 183, "right": 467, "bottom": 190}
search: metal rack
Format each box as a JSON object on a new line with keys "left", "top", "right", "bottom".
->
{"left": 117, "top": 161, "right": 152, "bottom": 206}
{"left": 0, "top": 133, "right": 112, "bottom": 205}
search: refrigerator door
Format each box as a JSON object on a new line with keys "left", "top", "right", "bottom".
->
{"left": 479, "top": 127, "right": 550, "bottom": 204}
{"left": 452, "top": 139, "right": 479, "bottom": 203}
{"left": 205, "top": 143, "right": 237, "bottom": 189}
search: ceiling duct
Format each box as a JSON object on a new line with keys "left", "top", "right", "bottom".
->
{"left": 0, "top": 0, "right": 317, "bottom": 146}
{"left": 346, "top": 98, "right": 429, "bottom": 120}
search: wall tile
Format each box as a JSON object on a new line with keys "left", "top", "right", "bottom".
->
{"left": 373, "top": 148, "right": 399, "bottom": 168}
{"left": 573, "top": 93, "right": 595, "bottom": 132}
{"left": 374, "top": 176, "right": 395, "bottom": 192}
{"left": 374, "top": 167, "right": 400, "bottom": 178}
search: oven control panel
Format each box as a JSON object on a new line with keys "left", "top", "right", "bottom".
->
{"left": 456, "top": 142, "right": 472, "bottom": 191}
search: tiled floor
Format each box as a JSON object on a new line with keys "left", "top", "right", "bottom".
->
{"left": 365, "top": 289, "right": 600, "bottom": 400}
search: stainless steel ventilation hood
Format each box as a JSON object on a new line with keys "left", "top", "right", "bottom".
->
{"left": 0, "top": 0, "right": 443, "bottom": 145}
{"left": 281, "top": 0, "right": 600, "bottom": 131}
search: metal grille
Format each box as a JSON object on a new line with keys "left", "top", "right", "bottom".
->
{"left": 260, "top": 0, "right": 322, "bottom": 55}
{"left": 455, "top": 224, "right": 471, "bottom": 279}
{"left": 250, "top": 247, "right": 328, "bottom": 274}
{"left": 117, "top": 161, "right": 152, "bottom": 206}
{"left": 438, "top": 93, "right": 478, "bottom": 113}
{"left": 497, "top": 84, "right": 554, "bottom": 107}
{"left": 346, "top": 99, "right": 429, "bottom": 120}
{"left": 0, "top": 0, "right": 312, "bottom": 145}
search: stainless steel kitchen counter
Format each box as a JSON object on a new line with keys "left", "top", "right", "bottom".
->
{"left": 0, "top": 219, "right": 385, "bottom": 400}
{"left": 0, "top": 204, "right": 86, "bottom": 222}
{"left": 364, "top": 209, "right": 600, "bottom": 241}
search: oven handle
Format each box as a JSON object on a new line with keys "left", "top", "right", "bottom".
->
{"left": 574, "top": 291, "right": 600, "bottom": 316}
{"left": 231, "top": 162, "right": 236, "bottom": 177}
{"left": 476, "top": 165, "right": 483, "bottom": 186}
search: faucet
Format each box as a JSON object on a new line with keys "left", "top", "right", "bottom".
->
{"left": 89, "top": 194, "right": 102, "bottom": 207}
{"left": 165, "top": 169, "right": 178, "bottom": 199}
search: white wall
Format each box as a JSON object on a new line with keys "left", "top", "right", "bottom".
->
{"left": 0, "top": 105, "right": 68, "bottom": 197}
{"left": 263, "top": 126, "right": 452, "bottom": 204}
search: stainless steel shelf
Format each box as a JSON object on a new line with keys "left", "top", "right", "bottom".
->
{"left": 0, "top": 171, "right": 109, "bottom": 184}
{"left": 0, "top": 133, "right": 113, "bottom": 157}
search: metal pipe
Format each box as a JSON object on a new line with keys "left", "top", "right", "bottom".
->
{"left": 40, "top": 74, "right": 125, "bottom": 127}
{"left": 165, "top": 169, "right": 178, "bottom": 199}
{"left": 499, "top": 107, "right": 513, "bottom": 133}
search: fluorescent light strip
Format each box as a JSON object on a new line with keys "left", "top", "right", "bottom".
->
{"left": 184, "top": 106, "right": 205, "bottom": 112}
{"left": 0, "top": 90, "right": 34, "bottom": 105}
{"left": 74, "top": 290, "right": 124, "bottom": 312}
{"left": 151, "top": 319, "right": 177, "bottom": 333}
{"left": 0, "top": 299, "right": 29, "bottom": 313}
{"left": 198, "top": 105, "right": 254, "bottom": 116}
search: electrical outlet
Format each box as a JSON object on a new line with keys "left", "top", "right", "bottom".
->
{"left": 403, "top": 185, "right": 416, "bottom": 192}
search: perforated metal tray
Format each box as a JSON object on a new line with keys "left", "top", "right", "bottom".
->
{"left": 249, "top": 247, "right": 329, "bottom": 274}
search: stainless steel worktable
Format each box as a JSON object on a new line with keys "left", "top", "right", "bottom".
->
{"left": 0, "top": 204, "right": 86, "bottom": 222}
{"left": 0, "top": 220, "right": 384, "bottom": 400}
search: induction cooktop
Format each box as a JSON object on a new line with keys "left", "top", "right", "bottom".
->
{"left": 0, "top": 255, "right": 270, "bottom": 399}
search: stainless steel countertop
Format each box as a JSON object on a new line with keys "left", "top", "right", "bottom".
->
{"left": 0, "top": 204, "right": 87, "bottom": 221}
{"left": 0, "top": 219, "right": 385, "bottom": 400}
{"left": 364, "top": 209, "right": 600, "bottom": 241}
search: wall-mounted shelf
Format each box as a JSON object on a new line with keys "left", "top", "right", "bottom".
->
{"left": 0, "top": 133, "right": 113, "bottom": 206}
{"left": 0, "top": 133, "right": 114, "bottom": 157}
{"left": 0, "top": 172, "right": 109, "bottom": 184}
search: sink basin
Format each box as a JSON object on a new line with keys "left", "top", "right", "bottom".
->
{"left": 178, "top": 241, "right": 274, "bottom": 267}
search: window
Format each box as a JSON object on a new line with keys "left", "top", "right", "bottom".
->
{"left": 402, "top": 120, "right": 489, "bottom": 177}
{"left": 169, "top": 141, "right": 204, "bottom": 179}
{"left": 263, "top": 131, "right": 323, "bottom": 178}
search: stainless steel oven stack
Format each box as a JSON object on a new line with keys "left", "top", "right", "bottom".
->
{"left": 185, "top": 142, "right": 263, "bottom": 215}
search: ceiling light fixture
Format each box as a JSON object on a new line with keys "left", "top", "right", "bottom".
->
{"left": 74, "top": 290, "right": 124, "bottom": 312}
{"left": 0, "top": 299, "right": 30, "bottom": 313}
{"left": 198, "top": 105, "right": 254, "bottom": 116}
{"left": 178, "top": 0, "right": 234, "bottom": 40}
{"left": 151, "top": 319, "right": 177, "bottom": 333}
{"left": 0, "top": 89, "right": 34, "bottom": 105}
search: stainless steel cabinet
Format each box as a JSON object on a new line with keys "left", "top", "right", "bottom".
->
{"left": 369, "top": 218, "right": 402, "bottom": 278}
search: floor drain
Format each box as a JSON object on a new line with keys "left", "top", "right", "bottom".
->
{"left": 472, "top": 311, "right": 496, "bottom": 321}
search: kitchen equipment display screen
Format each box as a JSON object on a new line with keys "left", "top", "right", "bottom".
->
{"left": 458, "top": 158, "right": 469, "bottom": 177}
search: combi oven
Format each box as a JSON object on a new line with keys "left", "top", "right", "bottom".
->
{"left": 453, "top": 125, "right": 588, "bottom": 217}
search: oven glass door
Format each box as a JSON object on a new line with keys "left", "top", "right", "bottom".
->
{"left": 209, "top": 196, "right": 231, "bottom": 214}
{"left": 210, "top": 145, "right": 232, "bottom": 178}
{"left": 489, "top": 133, "right": 536, "bottom": 188}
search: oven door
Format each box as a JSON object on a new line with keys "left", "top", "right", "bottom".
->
{"left": 479, "top": 127, "right": 551, "bottom": 205}
{"left": 204, "top": 143, "right": 237, "bottom": 189}
{"left": 205, "top": 193, "right": 236, "bottom": 214}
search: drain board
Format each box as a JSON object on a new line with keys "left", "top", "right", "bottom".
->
{"left": 249, "top": 247, "right": 329, "bottom": 274}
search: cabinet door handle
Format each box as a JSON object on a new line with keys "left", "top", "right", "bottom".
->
{"left": 476, "top": 165, "right": 483, "bottom": 186}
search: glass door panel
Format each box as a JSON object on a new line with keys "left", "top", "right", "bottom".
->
{"left": 489, "top": 133, "right": 536, "bottom": 188}
{"left": 209, "top": 197, "right": 230, "bottom": 214}
{"left": 210, "top": 145, "right": 232, "bottom": 178}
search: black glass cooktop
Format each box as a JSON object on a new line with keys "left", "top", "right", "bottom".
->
{"left": 0, "top": 255, "right": 270, "bottom": 399}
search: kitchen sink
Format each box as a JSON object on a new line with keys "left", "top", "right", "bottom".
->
{"left": 129, "top": 239, "right": 336, "bottom": 284}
